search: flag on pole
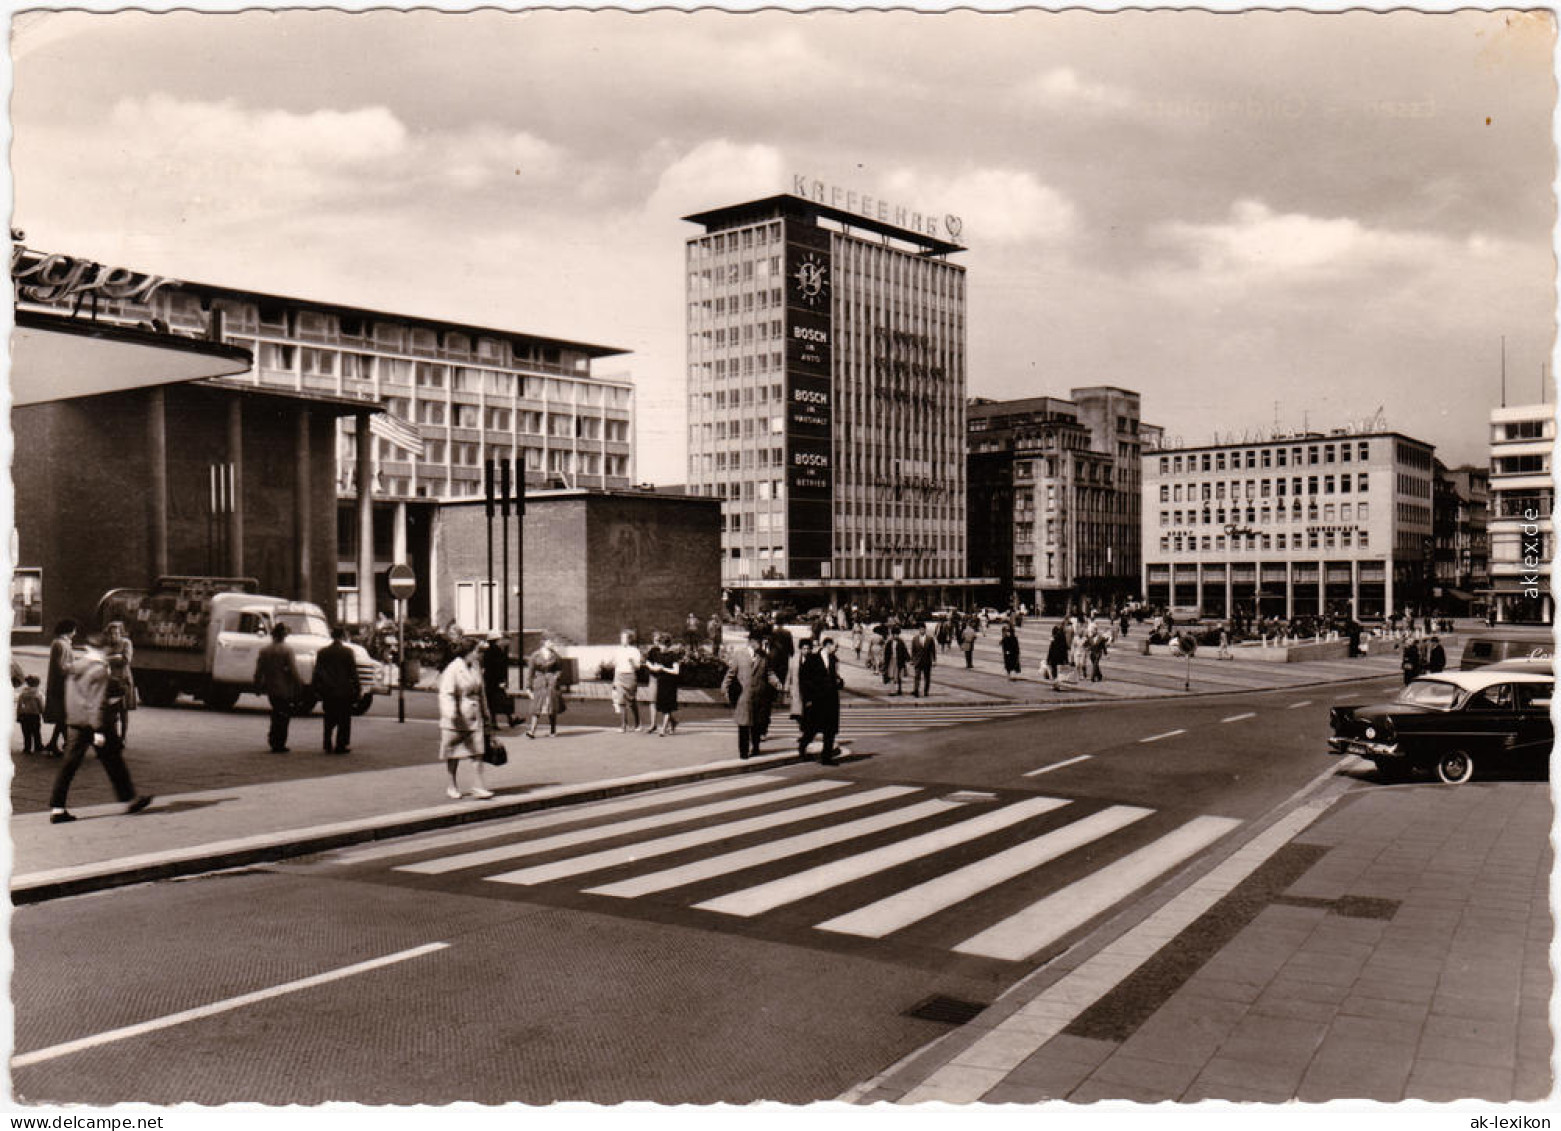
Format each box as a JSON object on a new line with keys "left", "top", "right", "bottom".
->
{"left": 369, "top": 410, "right": 424, "bottom": 457}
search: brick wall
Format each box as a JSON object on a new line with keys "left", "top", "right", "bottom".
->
{"left": 431, "top": 491, "right": 721, "bottom": 645}
{"left": 11, "top": 385, "right": 342, "bottom": 643}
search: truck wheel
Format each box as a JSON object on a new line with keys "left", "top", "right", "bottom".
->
{"left": 351, "top": 694, "right": 374, "bottom": 716}
{"left": 1436, "top": 750, "right": 1474, "bottom": 785}
{"left": 204, "top": 685, "right": 241, "bottom": 711}
{"left": 136, "top": 675, "right": 179, "bottom": 709}
{"left": 291, "top": 693, "right": 318, "bottom": 717}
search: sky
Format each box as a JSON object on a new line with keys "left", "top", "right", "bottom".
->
{"left": 9, "top": 6, "right": 1556, "bottom": 485}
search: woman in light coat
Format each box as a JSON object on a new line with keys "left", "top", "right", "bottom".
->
{"left": 526, "top": 638, "right": 564, "bottom": 739}
{"left": 439, "top": 638, "right": 493, "bottom": 800}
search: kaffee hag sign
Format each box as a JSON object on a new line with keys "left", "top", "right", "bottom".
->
{"left": 792, "top": 175, "right": 964, "bottom": 243}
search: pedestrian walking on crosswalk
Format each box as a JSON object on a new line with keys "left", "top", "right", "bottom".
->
{"left": 796, "top": 637, "right": 844, "bottom": 764}
{"left": 721, "top": 632, "right": 783, "bottom": 760}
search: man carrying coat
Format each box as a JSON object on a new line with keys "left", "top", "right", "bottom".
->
{"left": 721, "top": 632, "right": 783, "bottom": 760}
{"left": 312, "top": 625, "right": 362, "bottom": 755}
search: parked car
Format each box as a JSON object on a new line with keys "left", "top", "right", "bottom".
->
{"left": 1486, "top": 656, "right": 1557, "bottom": 674}
{"left": 1460, "top": 635, "right": 1554, "bottom": 671}
{"left": 1329, "top": 670, "right": 1553, "bottom": 785}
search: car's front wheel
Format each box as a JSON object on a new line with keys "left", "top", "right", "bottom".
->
{"left": 1436, "top": 749, "right": 1474, "bottom": 785}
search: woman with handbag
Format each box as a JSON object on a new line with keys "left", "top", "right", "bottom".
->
{"left": 438, "top": 638, "right": 494, "bottom": 800}
{"left": 526, "top": 637, "right": 564, "bottom": 739}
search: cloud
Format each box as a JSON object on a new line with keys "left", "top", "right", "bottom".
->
{"left": 642, "top": 140, "right": 788, "bottom": 222}
{"left": 883, "top": 167, "right": 1077, "bottom": 247}
{"left": 1149, "top": 199, "right": 1457, "bottom": 286}
{"left": 1017, "top": 66, "right": 1134, "bottom": 113}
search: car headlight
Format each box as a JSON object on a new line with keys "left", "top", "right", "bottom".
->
{"left": 1364, "top": 726, "right": 1376, "bottom": 740}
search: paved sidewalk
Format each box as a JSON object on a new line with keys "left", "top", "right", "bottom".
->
{"left": 10, "top": 724, "right": 805, "bottom": 903}
{"left": 848, "top": 775, "right": 1553, "bottom": 1104}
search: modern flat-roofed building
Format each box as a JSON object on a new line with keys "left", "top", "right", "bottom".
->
{"left": 968, "top": 388, "right": 1159, "bottom": 613}
{"left": 1485, "top": 403, "right": 1553, "bottom": 623}
{"left": 1141, "top": 429, "right": 1436, "bottom": 621}
{"left": 682, "top": 191, "right": 970, "bottom": 613}
{"left": 14, "top": 246, "right": 635, "bottom": 624}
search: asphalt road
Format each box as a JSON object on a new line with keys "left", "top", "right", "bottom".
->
{"left": 11, "top": 675, "right": 1411, "bottom": 1104}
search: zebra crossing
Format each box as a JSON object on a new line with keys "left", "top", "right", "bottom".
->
{"left": 331, "top": 772, "right": 1241, "bottom": 964}
{"left": 670, "top": 702, "right": 1040, "bottom": 741}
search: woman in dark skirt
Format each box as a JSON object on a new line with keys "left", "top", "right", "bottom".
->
{"left": 647, "top": 632, "right": 682, "bottom": 736}
{"left": 1000, "top": 623, "right": 1022, "bottom": 681}
{"left": 525, "top": 638, "right": 565, "bottom": 739}
{"left": 1044, "top": 623, "right": 1071, "bottom": 688}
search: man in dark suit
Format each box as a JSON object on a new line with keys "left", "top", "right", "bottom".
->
{"left": 910, "top": 626, "right": 935, "bottom": 697}
{"left": 255, "top": 623, "right": 303, "bottom": 753}
{"left": 312, "top": 625, "right": 361, "bottom": 754}
{"left": 797, "top": 637, "right": 844, "bottom": 764}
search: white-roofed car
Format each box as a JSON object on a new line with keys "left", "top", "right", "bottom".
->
{"left": 1329, "top": 670, "right": 1553, "bottom": 785}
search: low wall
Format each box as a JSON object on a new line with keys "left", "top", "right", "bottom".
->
{"left": 1145, "top": 639, "right": 1353, "bottom": 664}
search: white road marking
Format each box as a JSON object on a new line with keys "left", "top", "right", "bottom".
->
{"left": 816, "top": 805, "right": 1153, "bottom": 939}
{"left": 1138, "top": 729, "right": 1186, "bottom": 744}
{"left": 1022, "top": 754, "right": 1092, "bottom": 776}
{"left": 584, "top": 797, "right": 960, "bottom": 898}
{"left": 1288, "top": 700, "right": 1313, "bottom": 709}
{"left": 332, "top": 774, "right": 789, "bottom": 864}
{"left": 1220, "top": 712, "right": 1256, "bottom": 724}
{"left": 11, "top": 943, "right": 449, "bottom": 1069}
{"left": 487, "top": 785, "right": 920, "bottom": 886}
{"left": 694, "top": 795, "right": 1069, "bottom": 918}
{"left": 398, "top": 780, "right": 848, "bottom": 875}
{"left": 952, "top": 815, "right": 1243, "bottom": 961}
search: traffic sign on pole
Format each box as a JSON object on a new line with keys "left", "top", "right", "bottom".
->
{"left": 386, "top": 564, "right": 416, "bottom": 722}
{"left": 387, "top": 563, "right": 416, "bottom": 600}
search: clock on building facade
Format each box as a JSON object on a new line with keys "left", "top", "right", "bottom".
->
{"left": 791, "top": 252, "right": 831, "bottom": 309}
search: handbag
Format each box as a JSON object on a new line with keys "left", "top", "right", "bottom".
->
{"left": 483, "top": 733, "right": 508, "bottom": 767}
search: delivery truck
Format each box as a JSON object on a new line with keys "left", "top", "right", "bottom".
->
{"left": 97, "top": 576, "right": 388, "bottom": 713}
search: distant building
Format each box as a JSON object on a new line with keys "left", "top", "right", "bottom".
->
{"left": 1432, "top": 461, "right": 1490, "bottom": 615}
{"left": 15, "top": 245, "right": 635, "bottom": 627}
{"left": 432, "top": 489, "right": 722, "bottom": 646}
{"left": 1485, "top": 403, "right": 1553, "bottom": 624}
{"left": 1141, "top": 430, "right": 1437, "bottom": 621}
{"left": 967, "top": 389, "right": 1159, "bottom": 613}
{"left": 682, "top": 191, "right": 972, "bottom": 614}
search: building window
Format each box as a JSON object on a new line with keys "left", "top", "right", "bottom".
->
{"left": 1359, "top": 441, "right": 1370, "bottom": 461}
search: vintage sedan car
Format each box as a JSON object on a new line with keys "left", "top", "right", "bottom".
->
{"left": 1329, "top": 670, "right": 1553, "bottom": 785}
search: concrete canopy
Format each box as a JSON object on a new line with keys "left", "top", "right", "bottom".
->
{"left": 11, "top": 309, "right": 252, "bottom": 406}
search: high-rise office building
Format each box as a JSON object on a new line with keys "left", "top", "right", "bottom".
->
{"left": 683, "top": 191, "right": 969, "bottom": 612}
